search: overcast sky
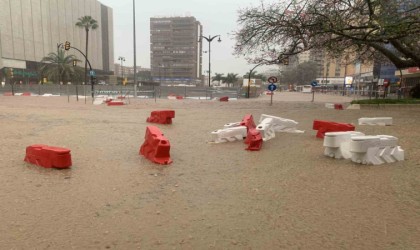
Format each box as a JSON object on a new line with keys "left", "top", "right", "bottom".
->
{"left": 99, "top": 0, "right": 277, "bottom": 76}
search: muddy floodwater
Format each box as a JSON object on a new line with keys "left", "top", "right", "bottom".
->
{"left": 0, "top": 92, "right": 419, "bottom": 249}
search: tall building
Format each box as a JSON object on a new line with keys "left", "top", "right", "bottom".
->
{"left": 150, "top": 16, "right": 202, "bottom": 85}
{"left": 0, "top": 0, "right": 114, "bottom": 84}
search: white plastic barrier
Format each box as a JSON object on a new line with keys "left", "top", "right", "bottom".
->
{"left": 210, "top": 126, "right": 247, "bottom": 143}
{"left": 325, "top": 103, "right": 335, "bottom": 109}
{"left": 349, "top": 135, "right": 404, "bottom": 165}
{"left": 224, "top": 122, "right": 241, "bottom": 128}
{"left": 323, "top": 131, "right": 365, "bottom": 159}
{"left": 259, "top": 114, "right": 304, "bottom": 133}
{"left": 358, "top": 117, "right": 393, "bottom": 126}
{"left": 93, "top": 97, "right": 106, "bottom": 105}
{"left": 256, "top": 118, "right": 276, "bottom": 141}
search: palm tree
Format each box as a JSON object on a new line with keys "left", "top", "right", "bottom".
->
{"left": 243, "top": 70, "right": 266, "bottom": 82}
{"left": 40, "top": 50, "right": 81, "bottom": 84}
{"left": 212, "top": 73, "right": 224, "bottom": 85}
{"left": 75, "top": 16, "right": 98, "bottom": 85}
{"left": 225, "top": 73, "right": 239, "bottom": 88}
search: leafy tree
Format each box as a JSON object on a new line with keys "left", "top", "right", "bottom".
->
{"left": 235, "top": 0, "right": 420, "bottom": 68}
{"left": 76, "top": 16, "right": 98, "bottom": 84}
{"left": 40, "top": 50, "right": 81, "bottom": 84}
{"left": 280, "top": 61, "right": 318, "bottom": 85}
{"left": 225, "top": 73, "right": 239, "bottom": 87}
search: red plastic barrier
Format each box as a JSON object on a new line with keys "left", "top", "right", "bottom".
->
{"left": 146, "top": 110, "right": 175, "bottom": 124}
{"left": 139, "top": 126, "right": 172, "bottom": 165}
{"left": 244, "top": 128, "right": 263, "bottom": 151}
{"left": 334, "top": 104, "right": 343, "bottom": 110}
{"left": 219, "top": 96, "right": 229, "bottom": 102}
{"left": 176, "top": 96, "right": 183, "bottom": 100}
{"left": 22, "top": 92, "right": 31, "bottom": 96}
{"left": 24, "top": 144, "right": 72, "bottom": 169}
{"left": 240, "top": 114, "right": 256, "bottom": 131}
{"left": 313, "top": 120, "right": 355, "bottom": 139}
{"left": 3, "top": 92, "right": 13, "bottom": 96}
{"left": 107, "top": 101, "right": 124, "bottom": 106}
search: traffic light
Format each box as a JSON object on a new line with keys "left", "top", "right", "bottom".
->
{"left": 64, "top": 41, "right": 71, "bottom": 51}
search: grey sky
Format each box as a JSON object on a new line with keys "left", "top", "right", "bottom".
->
{"left": 99, "top": 0, "right": 276, "bottom": 76}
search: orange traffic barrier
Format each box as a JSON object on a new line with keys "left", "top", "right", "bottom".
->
{"left": 147, "top": 110, "right": 175, "bottom": 124}
{"left": 107, "top": 101, "right": 124, "bottom": 106}
{"left": 22, "top": 92, "right": 31, "bottom": 96}
{"left": 139, "top": 126, "right": 172, "bottom": 165}
{"left": 219, "top": 96, "right": 229, "bottom": 102}
{"left": 244, "top": 128, "right": 263, "bottom": 151}
{"left": 24, "top": 144, "right": 72, "bottom": 169}
{"left": 334, "top": 104, "right": 343, "bottom": 110}
{"left": 313, "top": 120, "right": 355, "bottom": 139}
{"left": 240, "top": 114, "right": 256, "bottom": 131}
{"left": 176, "top": 96, "right": 183, "bottom": 100}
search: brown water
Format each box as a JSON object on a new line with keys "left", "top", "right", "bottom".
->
{"left": 0, "top": 93, "right": 419, "bottom": 249}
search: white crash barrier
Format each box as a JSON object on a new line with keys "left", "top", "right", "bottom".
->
{"left": 256, "top": 118, "right": 276, "bottom": 141}
{"left": 93, "top": 97, "right": 106, "bottom": 105}
{"left": 325, "top": 103, "right": 335, "bottom": 109}
{"left": 259, "top": 114, "right": 304, "bottom": 133}
{"left": 323, "top": 131, "right": 365, "bottom": 159}
{"left": 210, "top": 126, "right": 247, "bottom": 143}
{"left": 349, "top": 135, "right": 404, "bottom": 165}
{"left": 358, "top": 117, "right": 393, "bottom": 126}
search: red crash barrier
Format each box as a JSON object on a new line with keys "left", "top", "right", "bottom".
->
{"left": 147, "top": 110, "right": 175, "bottom": 124}
{"left": 244, "top": 128, "right": 263, "bottom": 151}
{"left": 3, "top": 92, "right": 13, "bottom": 96}
{"left": 334, "top": 104, "right": 343, "bottom": 110}
{"left": 24, "top": 144, "right": 72, "bottom": 169}
{"left": 139, "top": 126, "right": 172, "bottom": 165}
{"left": 313, "top": 120, "right": 355, "bottom": 139}
{"left": 22, "top": 92, "right": 31, "bottom": 96}
{"left": 219, "top": 96, "right": 229, "bottom": 102}
{"left": 107, "top": 101, "right": 124, "bottom": 106}
{"left": 240, "top": 114, "right": 256, "bottom": 131}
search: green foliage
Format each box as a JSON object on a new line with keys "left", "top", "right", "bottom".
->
{"left": 75, "top": 16, "right": 98, "bottom": 31}
{"left": 212, "top": 73, "right": 225, "bottom": 82}
{"left": 409, "top": 84, "right": 420, "bottom": 99}
{"left": 224, "top": 73, "right": 239, "bottom": 87}
{"left": 40, "top": 50, "right": 82, "bottom": 83}
{"left": 351, "top": 99, "right": 420, "bottom": 104}
{"left": 243, "top": 71, "right": 266, "bottom": 81}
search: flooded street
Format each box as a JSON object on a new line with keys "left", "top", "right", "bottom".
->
{"left": 0, "top": 93, "right": 419, "bottom": 249}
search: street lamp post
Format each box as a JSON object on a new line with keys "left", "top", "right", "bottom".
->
{"left": 200, "top": 35, "right": 221, "bottom": 87}
{"left": 118, "top": 56, "right": 125, "bottom": 96}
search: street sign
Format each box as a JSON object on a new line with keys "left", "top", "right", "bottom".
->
{"left": 268, "top": 76, "right": 278, "bottom": 84}
{"left": 311, "top": 81, "right": 318, "bottom": 87}
{"left": 89, "top": 70, "right": 96, "bottom": 77}
{"left": 268, "top": 84, "right": 277, "bottom": 91}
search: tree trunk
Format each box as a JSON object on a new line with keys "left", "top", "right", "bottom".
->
{"left": 84, "top": 28, "right": 89, "bottom": 86}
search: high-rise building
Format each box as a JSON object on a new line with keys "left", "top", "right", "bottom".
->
{"left": 150, "top": 16, "right": 202, "bottom": 85}
{"left": 0, "top": 0, "right": 114, "bottom": 84}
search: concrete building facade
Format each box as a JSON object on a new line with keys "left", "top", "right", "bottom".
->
{"left": 150, "top": 16, "right": 202, "bottom": 85}
{"left": 0, "top": 0, "right": 114, "bottom": 84}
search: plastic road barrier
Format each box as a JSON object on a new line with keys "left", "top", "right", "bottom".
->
{"left": 24, "top": 144, "right": 72, "bottom": 169}
{"left": 323, "top": 131, "right": 365, "bottom": 159}
{"left": 139, "top": 126, "right": 172, "bottom": 165}
{"left": 358, "top": 117, "right": 393, "bottom": 126}
{"left": 244, "top": 128, "right": 263, "bottom": 151}
{"left": 256, "top": 118, "right": 276, "bottom": 141}
{"left": 313, "top": 120, "right": 355, "bottom": 139}
{"left": 334, "top": 104, "right": 343, "bottom": 110}
{"left": 219, "top": 96, "right": 229, "bottom": 102}
{"left": 259, "top": 114, "right": 304, "bottom": 133}
{"left": 107, "top": 101, "right": 124, "bottom": 106}
{"left": 147, "top": 110, "right": 175, "bottom": 124}
{"left": 211, "top": 126, "right": 247, "bottom": 143}
{"left": 240, "top": 114, "right": 256, "bottom": 131}
{"left": 349, "top": 135, "right": 404, "bottom": 165}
